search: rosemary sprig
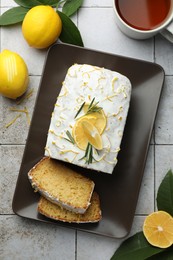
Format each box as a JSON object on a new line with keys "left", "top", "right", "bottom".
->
{"left": 74, "top": 101, "right": 85, "bottom": 118}
{"left": 64, "top": 130, "right": 75, "bottom": 144}
{"left": 74, "top": 97, "right": 103, "bottom": 119}
{"left": 79, "top": 143, "right": 97, "bottom": 164}
{"left": 88, "top": 97, "right": 95, "bottom": 110}
{"left": 86, "top": 97, "right": 103, "bottom": 115}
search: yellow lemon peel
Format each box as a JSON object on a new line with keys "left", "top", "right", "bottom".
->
{"left": 0, "top": 50, "right": 29, "bottom": 99}
{"left": 22, "top": 5, "right": 62, "bottom": 49}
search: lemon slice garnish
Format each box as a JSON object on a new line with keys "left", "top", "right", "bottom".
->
{"left": 83, "top": 104, "right": 107, "bottom": 134}
{"left": 72, "top": 117, "right": 103, "bottom": 150}
{"left": 82, "top": 120, "right": 103, "bottom": 150}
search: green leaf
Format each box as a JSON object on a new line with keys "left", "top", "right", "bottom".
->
{"left": 157, "top": 169, "right": 173, "bottom": 216}
{"left": 13, "top": 0, "right": 42, "bottom": 8}
{"left": 14, "top": 0, "right": 60, "bottom": 7}
{"left": 0, "top": 7, "right": 28, "bottom": 26}
{"left": 62, "top": 0, "right": 83, "bottom": 17}
{"left": 38, "top": 0, "right": 60, "bottom": 6}
{"left": 57, "top": 11, "right": 84, "bottom": 46}
{"left": 147, "top": 246, "right": 173, "bottom": 259}
{"left": 111, "top": 232, "right": 165, "bottom": 260}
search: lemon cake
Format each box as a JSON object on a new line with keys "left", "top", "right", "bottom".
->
{"left": 38, "top": 192, "right": 102, "bottom": 223}
{"left": 28, "top": 157, "right": 95, "bottom": 214}
{"left": 45, "top": 64, "right": 131, "bottom": 173}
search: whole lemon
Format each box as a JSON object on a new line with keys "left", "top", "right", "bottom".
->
{"left": 22, "top": 5, "right": 62, "bottom": 49}
{"left": 0, "top": 50, "right": 29, "bottom": 99}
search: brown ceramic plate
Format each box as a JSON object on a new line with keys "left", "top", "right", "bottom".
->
{"left": 12, "top": 43, "right": 164, "bottom": 238}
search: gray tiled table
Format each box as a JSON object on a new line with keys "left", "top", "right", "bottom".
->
{"left": 1, "top": 1, "right": 173, "bottom": 259}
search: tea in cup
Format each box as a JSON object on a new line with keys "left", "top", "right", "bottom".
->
{"left": 113, "top": 0, "right": 173, "bottom": 39}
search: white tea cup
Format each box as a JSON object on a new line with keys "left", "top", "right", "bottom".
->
{"left": 113, "top": 0, "right": 173, "bottom": 39}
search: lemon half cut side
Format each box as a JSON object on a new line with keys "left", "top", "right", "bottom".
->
{"left": 143, "top": 211, "right": 173, "bottom": 248}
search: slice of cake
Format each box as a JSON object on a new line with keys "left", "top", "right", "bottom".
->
{"left": 45, "top": 64, "right": 131, "bottom": 173}
{"left": 38, "top": 192, "right": 101, "bottom": 223}
{"left": 28, "top": 157, "right": 95, "bottom": 214}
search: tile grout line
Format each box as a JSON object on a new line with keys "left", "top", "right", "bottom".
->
{"left": 153, "top": 36, "right": 156, "bottom": 63}
{"left": 1, "top": 143, "right": 173, "bottom": 146}
{"left": 153, "top": 36, "right": 156, "bottom": 212}
{"left": 0, "top": 144, "right": 26, "bottom": 146}
{"left": 153, "top": 139, "right": 156, "bottom": 212}
{"left": 0, "top": 213, "right": 15, "bottom": 216}
{"left": 80, "top": 6, "right": 113, "bottom": 9}
{"left": 153, "top": 37, "right": 156, "bottom": 145}
{"left": 76, "top": 8, "right": 78, "bottom": 260}
{"left": 75, "top": 230, "right": 77, "bottom": 260}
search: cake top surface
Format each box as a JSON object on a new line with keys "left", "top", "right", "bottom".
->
{"left": 45, "top": 64, "right": 131, "bottom": 173}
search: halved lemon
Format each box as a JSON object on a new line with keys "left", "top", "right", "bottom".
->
{"left": 72, "top": 117, "right": 103, "bottom": 150}
{"left": 143, "top": 211, "right": 173, "bottom": 248}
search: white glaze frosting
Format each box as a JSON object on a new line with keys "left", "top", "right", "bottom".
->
{"left": 45, "top": 64, "right": 132, "bottom": 174}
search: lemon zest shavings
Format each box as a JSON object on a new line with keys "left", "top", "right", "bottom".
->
{"left": 88, "top": 95, "right": 91, "bottom": 101}
{"left": 102, "top": 93, "right": 117, "bottom": 102}
{"left": 98, "top": 76, "right": 106, "bottom": 83}
{"left": 56, "top": 120, "right": 62, "bottom": 127}
{"left": 76, "top": 96, "right": 84, "bottom": 104}
{"left": 82, "top": 71, "right": 90, "bottom": 78}
{"left": 111, "top": 77, "right": 118, "bottom": 92}
{"left": 64, "top": 157, "right": 71, "bottom": 163}
{"left": 59, "top": 85, "right": 68, "bottom": 97}
{"left": 5, "top": 114, "right": 21, "bottom": 128}
{"left": 102, "top": 135, "right": 111, "bottom": 152}
{"left": 9, "top": 106, "right": 30, "bottom": 125}
{"left": 94, "top": 66, "right": 104, "bottom": 71}
{"left": 52, "top": 141, "right": 65, "bottom": 150}
{"left": 103, "top": 158, "right": 115, "bottom": 165}
{"left": 59, "top": 149, "right": 79, "bottom": 155}
{"left": 67, "top": 68, "right": 77, "bottom": 77}
{"left": 117, "top": 85, "right": 127, "bottom": 98}
{"left": 59, "top": 115, "right": 66, "bottom": 120}
{"left": 91, "top": 153, "right": 106, "bottom": 163}
{"left": 49, "top": 129, "right": 63, "bottom": 139}
{"left": 107, "top": 106, "right": 123, "bottom": 118}
{"left": 80, "top": 82, "right": 88, "bottom": 88}
{"left": 70, "top": 153, "right": 78, "bottom": 163}
{"left": 44, "top": 147, "right": 51, "bottom": 157}
{"left": 111, "top": 147, "right": 121, "bottom": 153}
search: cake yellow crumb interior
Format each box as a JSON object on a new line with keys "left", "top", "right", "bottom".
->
{"left": 28, "top": 157, "right": 95, "bottom": 214}
{"left": 38, "top": 192, "right": 101, "bottom": 223}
